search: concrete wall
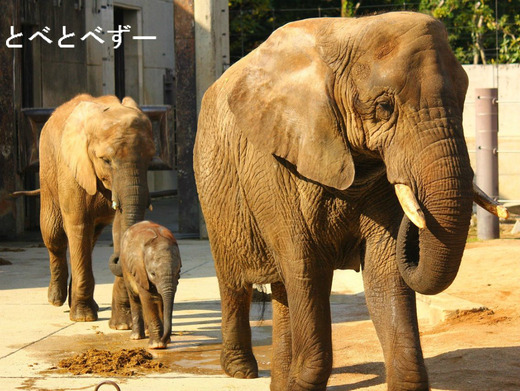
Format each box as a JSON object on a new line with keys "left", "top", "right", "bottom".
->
{"left": 3, "top": 0, "right": 177, "bottom": 236}
{"left": 85, "top": 0, "right": 176, "bottom": 192}
{"left": 22, "top": 0, "right": 174, "bottom": 106}
{"left": 0, "top": 1, "right": 22, "bottom": 238}
{"left": 85, "top": 0, "right": 174, "bottom": 105}
{"left": 39, "top": 2, "right": 88, "bottom": 106}
{"left": 463, "top": 65, "right": 520, "bottom": 201}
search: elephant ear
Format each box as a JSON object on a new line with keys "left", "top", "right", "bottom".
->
{"left": 61, "top": 101, "right": 106, "bottom": 195}
{"left": 227, "top": 22, "right": 355, "bottom": 190}
{"left": 122, "top": 96, "right": 140, "bottom": 110}
{"left": 130, "top": 228, "right": 160, "bottom": 291}
{"left": 120, "top": 227, "right": 149, "bottom": 291}
{"left": 130, "top": 253, "right": 150, "bottom": 292}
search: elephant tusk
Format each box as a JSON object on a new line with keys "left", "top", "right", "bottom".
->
{"left": 149, "top": 203, "right": 153, "bottom": 212}
{"left": 395, "top": 184, "right": 426, "bottom": 229}
{"left": 472, "top": 183, "right": 510, "bottom": 219}
{"left": 112, "top": 200, "right": 119, "bottom": 210}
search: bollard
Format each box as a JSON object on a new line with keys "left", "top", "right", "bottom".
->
{"left": 475, "top": 88, "right": 499, "bottom": 240}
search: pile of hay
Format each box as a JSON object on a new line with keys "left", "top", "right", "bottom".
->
{"left": 58, "top": 348, "right": 164, "bottom": 376}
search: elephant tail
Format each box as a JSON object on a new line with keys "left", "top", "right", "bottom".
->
{"left": 10, "top": 189, "right": 41, "bottom": 198}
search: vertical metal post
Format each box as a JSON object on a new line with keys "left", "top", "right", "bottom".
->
{"left": 475, "top": 88, "right": 499, "bottom": 240}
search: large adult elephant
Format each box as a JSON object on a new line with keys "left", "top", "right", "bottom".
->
{"left": 194, "top": 12, "right": 507, "bottom": 391}
{"left": 37, "top": 94, "right": 155, "bottom": 325}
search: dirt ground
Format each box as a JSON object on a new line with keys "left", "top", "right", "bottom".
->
{"left": 326, "top": 236, "right": 520, "bottom": 390}
{"left": 40, "top": 224, "right": 520, "bottom": 390}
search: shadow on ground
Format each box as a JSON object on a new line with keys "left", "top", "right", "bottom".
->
{"left": 328, "top": 346, "right": 520, "bottom": 390}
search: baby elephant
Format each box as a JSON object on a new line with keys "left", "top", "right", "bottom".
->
{"left": 117, "top": 221, "right": 181, "bottom": 349}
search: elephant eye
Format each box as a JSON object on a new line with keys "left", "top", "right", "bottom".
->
{"left": 101, "top": 157, "right": 111, "bottom": 166}
{"left": 375, "top": 98, "right": 393, "bottom": 121}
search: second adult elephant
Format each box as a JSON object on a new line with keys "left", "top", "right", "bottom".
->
{"left": 38, "top": 94, "right": 155, "bottom": 324}
{"left": 194, "top": 12, "right": 506, "bottom": 391}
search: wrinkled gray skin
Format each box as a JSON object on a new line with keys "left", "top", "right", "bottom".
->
{"left": 114, "top": 221, "right": 181, "bottom": 349}
{"left": 194, "top": 12, "right": 473, "bottom": 391}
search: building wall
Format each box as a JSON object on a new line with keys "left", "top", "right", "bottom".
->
{"left": 0, "top": 0, "right": 177, "bottom": 237}
{"left": 39, "top": 2, "right": 88, "bottom": 106}
{"left": 463, "top": 65, "right": 520, "bottom": 201}
{"left": 10, "top": 1, "right": 175, "bottom": 107}
{"left": 0, "top": 1, "right": 21, "bottom": 239}
{"left": 84, "top": 0, "right": 177, "bottom": 192}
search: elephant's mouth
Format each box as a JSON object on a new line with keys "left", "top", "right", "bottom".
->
{"left": 396, "top": 215, "right": 420, "bottom": 271}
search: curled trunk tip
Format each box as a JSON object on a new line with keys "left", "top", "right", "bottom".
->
{"left": 109, "top": 253, "right": 123, "bottom": 277}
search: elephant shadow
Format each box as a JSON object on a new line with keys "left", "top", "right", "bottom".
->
{"left": 328, "top": 346, "right": 520, "bottom": 390}
{"left": 426, "top": 346, "right": 520, "bottom": 391}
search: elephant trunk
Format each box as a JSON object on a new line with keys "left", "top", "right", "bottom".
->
{"left": 109, "top": 168, "right": 149, "bottom": 277}
{"left": 157, "top": 281, "right": 177, "bottom": 345}
{"left": 109, "top": 253, "right": 123, "bottom": 277}
{"left": 394, "top": 132, "right": 473, "bottom": 295}
{"left": 119, "top": 169, "right": 150, "bottom": 234}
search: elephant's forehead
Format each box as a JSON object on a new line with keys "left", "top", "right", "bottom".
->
{"left": 95, "top": 121, "right": 155, "bottom": 159}
{"left": 355, "top": 33, "right": 459, "bottom": 109}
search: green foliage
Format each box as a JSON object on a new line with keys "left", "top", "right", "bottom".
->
{"left": 229, "top": 0, "right": 340, "bottom": 62}
{"left": 229, "top": 0, "right": 272, "bottom": 63}
{"left": 496, "top": 13, "right": 520, "bottom": 63}
{"left": 417, "top": 0, "right": 520, "bottom": 64}
{"left": 341, "top": 0, "right": 414, "bottom": 17}
{"left": 229, "top": 0, "right": 520, "bottom": 64}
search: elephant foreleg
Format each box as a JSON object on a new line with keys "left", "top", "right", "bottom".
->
{"left": 283, "top": 260, "right": 333, "bottom": 391}
{"left": 270, "top": 281, "right": 292, "bottom": 391}
{"left": 363, "top": 239, "right": 429, "bottom": 391}
{"left": 109, "top": 277, "right": 132, "bottom": 329}
{"left": 140, "top": 291, "right": 165, "bottom": 349}
{"left": 219, "top": 282, "right": 258, "bottom": 379}
{"left": 126, "top": 288, "right": 145, "bottom": 341}
{"left": 109, "top": 211, "right": 132, "bottom": 329}
{"left": 64, "top": 219, "right": 98, "bottom": 322}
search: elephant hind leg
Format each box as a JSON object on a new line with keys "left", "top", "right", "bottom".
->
{"left": 46, "top": 243, "right": 68, "bottom": 306}
{"left": 219, "top": 282, "right": 258, "bottom": 379}
{"left": 40, "top": 197, "right": 68, "bottom": 307}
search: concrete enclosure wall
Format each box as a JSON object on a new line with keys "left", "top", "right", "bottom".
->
{"left": 463, "top": 65, "right": 520, "bottom": 201}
